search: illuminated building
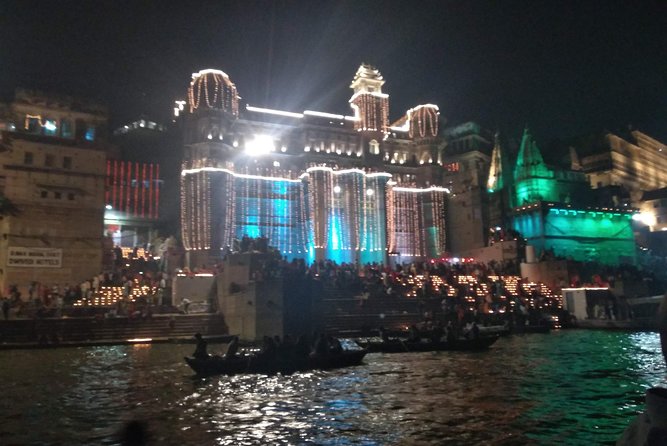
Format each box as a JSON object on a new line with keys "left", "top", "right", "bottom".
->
{"left": 180, "top": 65, "right": 449, "bottom": 267}
{"left": 487, "top": 127, "right": 637, "bottom": 264}
{"left": 512, "top": 203, "right": 636, "bottom": 265}
{"left": 0, "top": 89, "right": 109, "bottom": 292}
{"left": 105, "top": 117, "right": 172, "bottom": 251}
{"left": 578, "top": 130, "right": 667, "bottom": 203}
{"left": 104, "top": 159, "right": 161, "bottom": 249}
{"left": 512, "top": 127, "right": 589, "bottom": 207}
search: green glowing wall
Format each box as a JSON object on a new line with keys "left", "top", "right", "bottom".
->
{"left": 514, "top": 177, "right": 558, "bottom": 206}
{"left": 513, "top": 208, "right": 636, "bottom": 265}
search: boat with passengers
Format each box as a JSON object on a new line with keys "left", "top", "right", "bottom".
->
{"left": 354, "top": 334, "right": 499, "bottom": 353}
{"left": 185, "top": 337, "right": 367, "bottom": 377}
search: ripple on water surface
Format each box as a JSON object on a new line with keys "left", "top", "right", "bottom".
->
{"left": 0, "top": 330, "right": 665, "bottom": 445}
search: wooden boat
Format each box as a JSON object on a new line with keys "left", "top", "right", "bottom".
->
{"left": 356, "top": 335, "right": 499, "bottom": 353}
{"left": 184, "top": 348, "right": 367, "bottom": 377}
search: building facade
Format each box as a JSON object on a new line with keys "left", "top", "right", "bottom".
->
{"left": 488, "top": 128, "right": 638, "bottom": 265}
{"left": 581, "top": 130, "right": 667, "bottom": 203}
{"left": 0, "top": 90, "right": 109, "bottom": 292}
{"left": 180, "top": 65, "right": 451, "bottom": 268}
{"left": 104, "top": 117, "right": 169, "bottom": 254}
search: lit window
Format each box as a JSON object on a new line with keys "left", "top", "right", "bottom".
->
{"left": 43, "top": 119, "right": 57, "bottom": 135}
{"left": 369, "top": 139, "right": 380, "bottom": 155}
{"left": 26, "top": 117, "right": 40, "bottom": 133}
{"left": 60, "top": 119, "right": 73, "bottom": 138}
{"left": 85, "top": 127, "right": 95, "bottom": 141}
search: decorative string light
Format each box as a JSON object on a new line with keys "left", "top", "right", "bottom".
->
{"left": 188, "top": 69, "right": 239, "bottom": 116}
{"left": 387, "top": 183, "right": 449, "bottom": 258}
{"left": 154, "top": 164, "right": 160, "bottom": 219}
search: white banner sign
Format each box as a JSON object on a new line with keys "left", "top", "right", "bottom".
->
{"left": 7, "top": 247, "right": 62, "bottom": 268}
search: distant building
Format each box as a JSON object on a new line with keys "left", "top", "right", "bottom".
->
{"left": 580, "top": 130, "right": 667, "bottom": 204}
{"left": 0, "top": 89, "right": 110, "bottom": 292}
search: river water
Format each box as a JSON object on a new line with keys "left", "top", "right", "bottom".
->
{"left": 1, "top": 330, "right": 665, "bottom": 446}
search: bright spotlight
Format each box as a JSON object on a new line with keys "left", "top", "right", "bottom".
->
{"left": 334, "top": 185, "right": 341, "bottom": 194}
{"left": 245, "top": 135, "right": 274, "bottom": 156}
{"left": 366, "top": 188, "right": 374, "bottom": 196}
{"left": 633, "top": 212, "right": 656, "bottom": 226}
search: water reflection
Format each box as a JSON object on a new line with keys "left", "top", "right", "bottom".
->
{"left": 0, "top": 330, "right": 665, "bottom": 445}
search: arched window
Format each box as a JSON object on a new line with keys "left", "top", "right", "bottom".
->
{"left": 369, "top": 139, "right": 380, "bottom": 155}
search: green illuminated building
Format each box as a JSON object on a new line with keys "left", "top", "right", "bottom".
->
{"left": 513, "top": 203, "right": 636, "bottom": 265}
{"left": 493, "top": 127, "right": 637, "bottom": 265}
{"left": 512, "top": 128, "right": 589, "bottom": 207}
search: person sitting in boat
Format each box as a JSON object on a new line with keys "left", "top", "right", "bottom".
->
{"left": 280, "top": 334, "right": 295, "bottom": 357}
{"left": 464, "top": 321, "right": 480, "bottom": 340}
{"left": 313, "top": 333, "right": 329, "bottom": 356}
{"left": 378, "top": 326, "right": 390, "bottom": 342}
{"left": 431, "top": 321, "right": 444, "bottom": 343}
{"left": 471, "top": 321, "right": 480, "bottom": 339}
{"left": 224, "top": 336, "right": 239, "bottom": 359}
{"left": 193, "top": 333, "right": 209, "bottom": 359}
{"left": 328, "top": 336, "right": 343, "bottom": 354}
{"left": 446, "top": 321, "right": 457, "bottom": 343}
{"left": 260, "top": 336, "right": 277, "bottom": 360}
{"left": 408, "top": 324, "right": 421, "bottom": 342}
{"left": 295, "top": 334, "right": 311, "bottom": 358}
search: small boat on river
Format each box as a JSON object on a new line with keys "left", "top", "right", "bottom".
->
{"left": 355, "top": 335, "right": 499, "bottom": 353}
{"left": 185, "top": 348, "right": 367, "bottom": 377}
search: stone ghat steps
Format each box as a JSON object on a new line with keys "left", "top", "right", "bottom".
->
{"left": 324, "top": 312, "right": 419, "bottom": 335}
{"left": 321, "top": 296, "right": 444, "bottom": 334}
{"left": 0, "top": 314, "right": 228, "bottom": 346}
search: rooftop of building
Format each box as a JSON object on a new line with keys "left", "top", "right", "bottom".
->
{"left": 641, "top": 187, "right": 667, "bottom": 201}
{"left": 11, "top": 88, "right": 108, "bottom": 116}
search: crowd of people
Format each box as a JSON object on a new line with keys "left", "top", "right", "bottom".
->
{"left": 1, "top": 268, "right": 172, "bottom": 320}
{"left": 3, "top": 232, "right": 666, "bottom": 327}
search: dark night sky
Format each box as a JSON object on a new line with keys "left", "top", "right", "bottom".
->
{"left": 1, "top": 0, "right": 666, "bottom": 143}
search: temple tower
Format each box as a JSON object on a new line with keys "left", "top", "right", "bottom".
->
{"left": 349, "top": 64, "right": 389, "bottom": 161}
{"left": 512, "top": 127, "right": 554, "bottom": 206}
{"left": 181, "top": 69, "right": 240, "bottom": 266}
{"left": 487, "top": 132, "right": 512, "bottom": 230}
